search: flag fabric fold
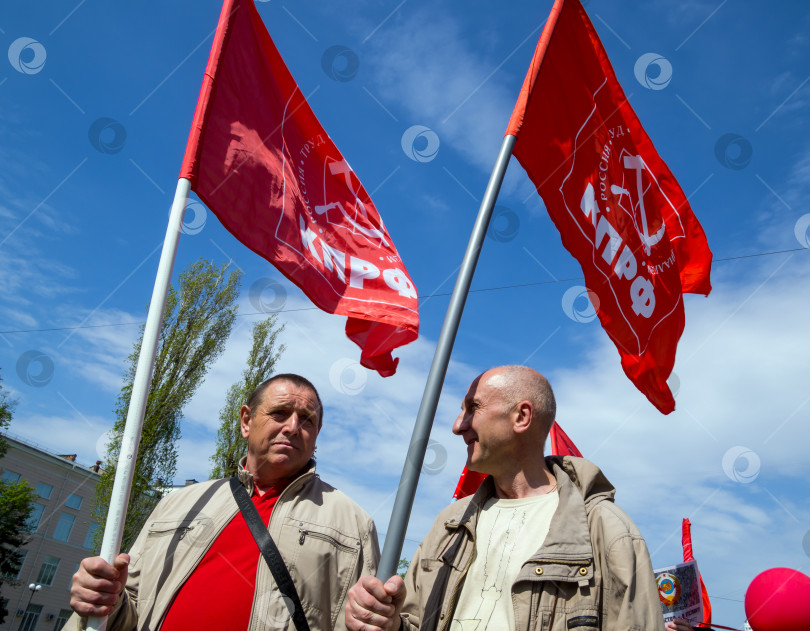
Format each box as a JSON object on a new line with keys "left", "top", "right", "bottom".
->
{"left": 180, "top": 0, "right": 418, "bottom": 376}
{"left": 682, "top": 518, "right": 712, "bottom": 626}
{"left": 506, "top": 0, "right": 712, "bottom": 413}
{"left": 453, "top": 421, "right": 582, "bottom": 499}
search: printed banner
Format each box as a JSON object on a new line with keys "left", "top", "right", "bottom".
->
{"left": 654, "top": 560, "right": 705, "bottom": 623}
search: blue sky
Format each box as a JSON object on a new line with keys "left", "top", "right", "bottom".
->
{"left": 2, "top": 0, "right": 810, "bottom": 626}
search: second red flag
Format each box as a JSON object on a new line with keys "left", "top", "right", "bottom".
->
{"left": 506, "top": 0, "right": 712, "bottom": 413}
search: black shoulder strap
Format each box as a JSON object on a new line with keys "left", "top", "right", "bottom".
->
{"left": 420, "top": 499, "right": 479, "bottom": 631}
{"left": 230, "top": 476, "right": 311, "bottom": 631}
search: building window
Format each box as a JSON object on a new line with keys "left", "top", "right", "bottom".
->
{"left": 54, "top": 609, "right": 73, "bottom": 630}
{"left": 83, "top": 523, "right": 100, "bottom": 550}
{"left": 65, "top": 493, "right": 82, "bottom": 510}
{"left": 0, "top": 469, "right": 21, "bottom": 483}
{"left": 53, "top": 513, "right": 75, "bottom": 542}
{"left": 26, "top": 503, "right": 46, "bottom": 531}
{"left": 35, "top": 482, "right": 54, "bottom": 499}
{"left": 19, "top": 604, "right": 42, "bottom": 631}
{"left": 36, "top": 555, "right": 60, "bottom": 586}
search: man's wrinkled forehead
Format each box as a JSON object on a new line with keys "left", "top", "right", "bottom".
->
{"left": 263, "top": 381, "right": 320, "bottom": 415}
{"left": 266, "top": 390, "right": 317, "bottom": 410}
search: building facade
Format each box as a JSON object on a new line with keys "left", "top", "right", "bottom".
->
{"left": 0, "top": 434, "right": 101, "bottom": 631}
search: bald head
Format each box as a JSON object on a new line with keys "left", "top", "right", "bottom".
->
{"left": 481, "top": 366, "right": 556, "bottom": 439}
{"left": 453, "top": 366, "right": 559, "bottom": 485}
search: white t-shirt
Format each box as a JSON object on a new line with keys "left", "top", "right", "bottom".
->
{"left": 450, "top": 492, "right": 559, "bottom": 631}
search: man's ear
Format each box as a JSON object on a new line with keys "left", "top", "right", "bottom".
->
{"left": 513, "top": 400, "right": 533, "bottom": 435}
{"left": 239, "top": 405, "right": 252, "bottom": 439}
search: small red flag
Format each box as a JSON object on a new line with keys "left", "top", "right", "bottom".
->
{"left": 548, "top": 420, "right": 583, "bottom": 458}
{"left": 180, "top": 0, "right": 418, "bottom": 376}
{"left": 682, "top": 518, "right": 712, "bottom": 626}
{"left": 453, "top": 421, "right": 581, "bottom": 499}
{"left": 506, "top": 0, "right": 712, "bottom": 413}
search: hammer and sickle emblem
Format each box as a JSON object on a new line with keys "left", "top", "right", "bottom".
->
{"left": 314, "top": 159, "right": 389, "bottom": 246}
{"left": 610, "top": 155, "right": 665, "bottom": 256}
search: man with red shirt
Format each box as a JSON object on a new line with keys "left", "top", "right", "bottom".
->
{"left": 67, "top": 373, "right": 379, "bottom": 631}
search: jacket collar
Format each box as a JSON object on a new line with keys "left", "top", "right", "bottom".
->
{"left": 534, "top": 457, "right": 602, "bottom": 563}
{"left": 236, "top": 457, "right": 317, "bottom": 496}
{"left": 447, "top": 456, "right": 617, "bottom": 564}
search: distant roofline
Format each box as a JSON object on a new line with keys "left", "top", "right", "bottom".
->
{"left": 1, "top": 430, "right": 102, "bottom": 476}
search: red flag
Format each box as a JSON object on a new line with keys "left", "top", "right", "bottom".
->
{"left": 682, "top": 518, "right": 712, "bottom": 626}
{"left": 548, "top": 420, "right": 583, "bottom": 458}
{"left": 506, "top": 0, "right": 712, "bottom": 413}
{"left": 453, "top": 421, "right": 581, "bottom": 499}
{"left": 452, "top": 467, "right": 486, "bottom": 501}
{"left": 180, "top": 0, "right": 418, "bottom": 376}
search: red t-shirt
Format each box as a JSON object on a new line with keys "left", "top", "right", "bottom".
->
{"left": 160, "top": 481, "right": 289, "bottom": 631}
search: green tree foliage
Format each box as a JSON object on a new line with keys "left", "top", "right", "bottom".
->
{"left": 0, "top": 369, "right": 16, "bottom": 457}
{"left": 94, "top": 259, "right": 242, "bottom": 551}
{"left": 397, "top": 557, "right": 410, "bottom": 578}
{"left": 0, "top": 479, "right": 36, "bottom": 625}
{"left": 0, "top": 372, "right": 35, "bottom": 625}
{"left": 209, "top": 315, "right": 285, "bottom": 479}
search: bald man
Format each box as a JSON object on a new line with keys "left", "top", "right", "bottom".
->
{"left": 346, "top": 365, "right": 664, "bottom": 631}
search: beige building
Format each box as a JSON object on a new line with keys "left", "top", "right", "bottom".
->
{"left": 1, "top": 433, "right": 101, "bottom": 631}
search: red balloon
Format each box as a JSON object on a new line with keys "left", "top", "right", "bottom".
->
{"left": 745, "top": 567, "right": 810, "bottom": 631}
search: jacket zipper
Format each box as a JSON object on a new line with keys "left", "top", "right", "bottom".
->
{"left": 147, "top": 525, "right": 195, "bottom": 540}
{"left": 298, "top": 529, "right": 358, "bottom": 553}
{"left": 265, "top": 468, "right": 315, "bottom": 538}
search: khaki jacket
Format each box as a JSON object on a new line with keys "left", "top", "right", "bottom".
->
{"left": 400, "top": 456, "right": 664, "bottom": 631}
{"left": 66, "top": 460, "right": 379, "bottom": 631}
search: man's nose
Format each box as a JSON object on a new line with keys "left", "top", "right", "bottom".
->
{"left": 452, "top": 411, "right": 468, "bottom": 435}
{"left": 283, "top": 413, "right": 301, "bottom": 435}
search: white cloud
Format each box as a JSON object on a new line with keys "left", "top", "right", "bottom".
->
{"left": 175, "top": 432, "right": 218, "bottom": 483}
{"left": 0, "top": 307, "right": 38, "bottom": 329}
{"left": 61, "top": 308, "right": 144, "bottom": 394}
{"left": 0, "top": 251, "right": 78, "bottom": 309}
{"left": 654, "top": 0, "right": 723, "bottom": 28}
{"left": 748, "top": 144, "right": 810, "bottom": 256}
{"left": 7, "top": 412, "right": 113, "bottom": 465}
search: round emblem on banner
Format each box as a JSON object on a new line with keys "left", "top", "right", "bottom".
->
{"left": 657, "top": 572, "right": 681, "bottom": 606}
{"left": 296, "top": 134, "right": 388, "bottom": 248}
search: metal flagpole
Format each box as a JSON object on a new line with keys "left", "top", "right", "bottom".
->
{"left": 87, "top": 178, "right": 191, "bottom": 631}
{"left": 377, "top": 135, "right": 517, "bottom": 579}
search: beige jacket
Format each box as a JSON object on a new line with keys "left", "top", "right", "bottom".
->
{"left": 66, "top": 460, "right": 379, "bottom": 631}
{"left": 400, "top": 456, "right": 664, "bottom": 631}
